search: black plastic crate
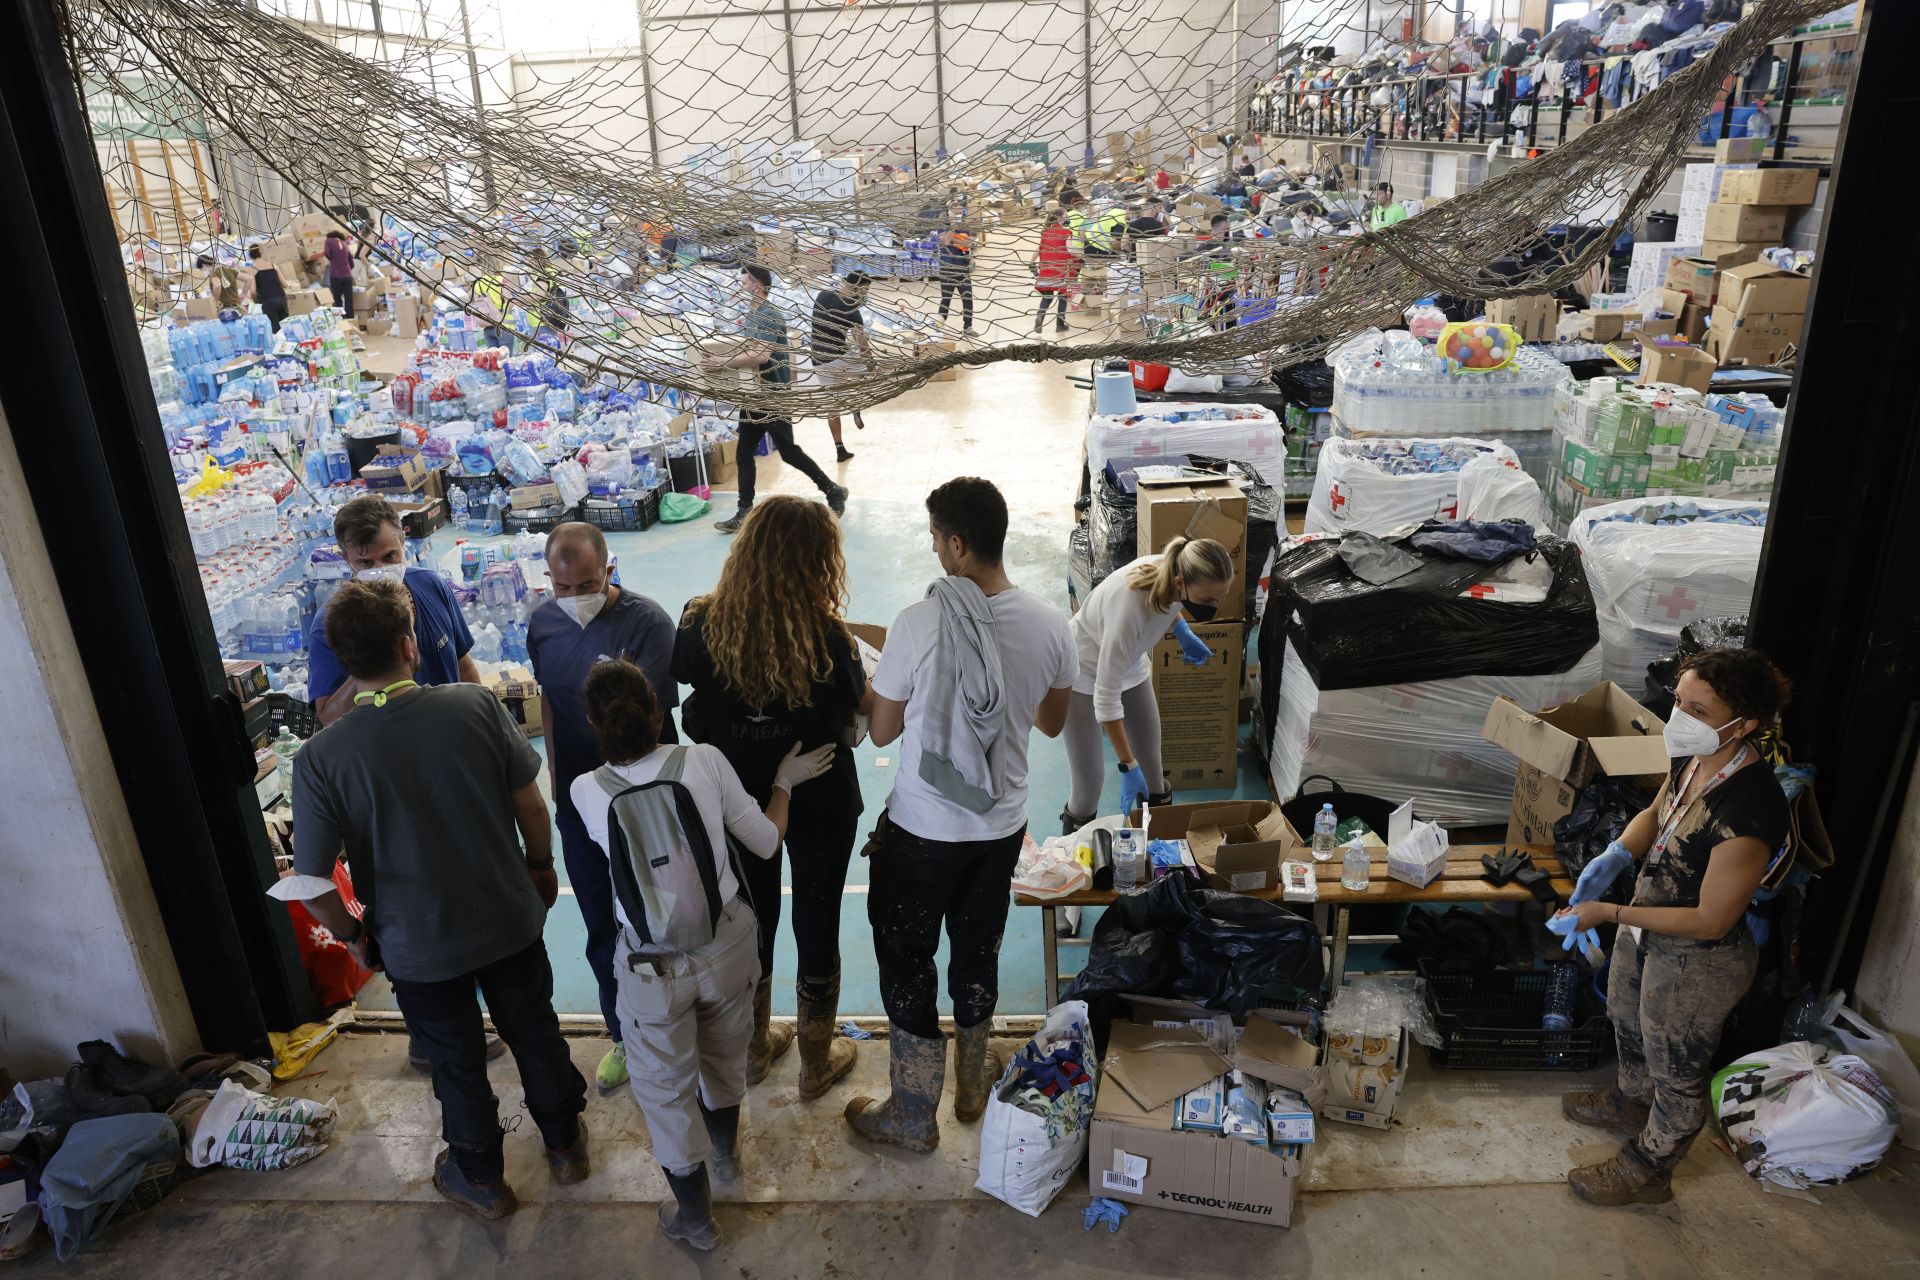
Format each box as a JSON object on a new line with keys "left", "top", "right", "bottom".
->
{"left": 503, "top": 503, "right": 579, "bottom": 535}
{"left": 578, "top": 487, "right": 662, "bottom": 533}
{"left": 1421, "top": 963, "right": 1612, "bottom": 1071}
{"left": 266, "top": 691, "right": 320, "bottom": 740}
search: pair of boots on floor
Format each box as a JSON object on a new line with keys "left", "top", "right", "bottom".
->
{"left": 844, "top": 1021, "right": 999, "bottom": 1152}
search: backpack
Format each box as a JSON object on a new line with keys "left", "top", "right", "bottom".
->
{"left": 596, "top": 749, "right": 727, "bottom": 952}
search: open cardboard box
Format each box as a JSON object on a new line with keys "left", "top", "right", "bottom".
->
{"left": 1090, "top": 1008, "right": 1304, "bottom": 1226}
{"left": 1482, "top": 682, "right": 1668, "bottom": 851}
{"left": 1124, "top": 800, "right": 1298, "bottom": 892}
{"left": 360, "top": 445, "right": 428, "bottom": 494}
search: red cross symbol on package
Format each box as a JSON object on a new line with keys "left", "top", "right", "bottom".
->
{"left": 1654, "top": 584, "right": 1697, "bottom": 620}
{"left": 1465, "top": 583, "right": 1499, "bottom": 600}
{"left": 1329, "top": 483, "right": 1347, "bottom": 514}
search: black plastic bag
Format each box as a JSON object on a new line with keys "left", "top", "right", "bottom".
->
{"left": 1644, "top": 615, "right": 1749, "bottom": 719}
{"left": 1087, "top": 473, "right": 1138, "bottom": 580}
{"left": 1384, "top": 907, "right": 1509, "bottom": 975}
{"left": 1553, "top": 776, "right": 1658, "bottom": 883}
{"left": 1064, "top": 874, "right": 1322, "bottom": 1020}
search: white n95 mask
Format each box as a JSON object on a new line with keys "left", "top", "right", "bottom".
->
{"left": 355, "top": 564, "right": 406, "bottom": 583}
{"left": 557, "top": 592, "right": 607, "bottom": 628}
{"left": 1663, "top": 708, "right": 1740, "bottom": 758}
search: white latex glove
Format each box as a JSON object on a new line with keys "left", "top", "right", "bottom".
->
{"left": 774, "top": 741, "right": 837, "bottom": 792}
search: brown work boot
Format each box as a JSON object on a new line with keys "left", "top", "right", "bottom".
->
{"left": 544, "top": 1119, "right": 592, "bottom": 1186}
{"left": 1567, "top": 1147, "right": 1673, "bottom": 1206}
{"left": 844, "top": 1027, "right": 945, "bottom": 1153}
{"left": 746, "top": 976, "right": 796, "bottom": 1086}
{"left": 1562, "top": 1087, "right": 1652, "bottom": 1131}
{"left": 951, "top": 1020, "right": 1005, "bottom": 1123}
{"left": 795, "top": 972, "right": 858, "bottom": 1101}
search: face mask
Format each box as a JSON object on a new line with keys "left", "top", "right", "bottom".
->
{"left": 1183, "top": 598, "right": 1220, "bottom": 622}
{"left": 355, "top": 563, "right": 405, "bottom": 583}
{"left": 557, "top": 591, "right": 607, "bottom": 628}
{"left": 1663, "top": 708, "right": 1742, "bottom": 758}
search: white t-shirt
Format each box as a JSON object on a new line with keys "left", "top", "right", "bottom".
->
{"left": 872, "top": 583, "right": 1075, "bottom": 841}
{"left": 1070, "top": 556, "right": 1182, "bottom": 723}
{"left": 568, "top": 742, "right": 779, "bottom": 938}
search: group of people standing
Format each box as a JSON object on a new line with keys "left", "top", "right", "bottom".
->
{"left": 286, "top": 474, "right": 1234, "bottom": 1249}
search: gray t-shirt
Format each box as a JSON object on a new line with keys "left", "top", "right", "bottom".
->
{"left": 292, "top": 683, "right": 546, "bottom": 982}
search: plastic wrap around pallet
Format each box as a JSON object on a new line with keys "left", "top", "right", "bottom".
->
{"left": 1267, "top": 640, "right": 1606, "bottom": 826}
{"left": 1085, "top": 403, "right": 1283, "bottom": 489}
{"left": 1306, "top": 437, "right": 1522, "bottom": 536}
{"left": 1455, "top": 451, "right": 1547, "bottom": 528}
{"left": 1567, "top": 498, "right": 1767, "bottom": 691}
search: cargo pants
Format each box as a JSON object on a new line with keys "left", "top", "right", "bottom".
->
{"left": 1608, "top": 926, "right": 1757, "bottom": 1171}
{"left": 614, "top": 898, "right": 761, "bottom": 1173}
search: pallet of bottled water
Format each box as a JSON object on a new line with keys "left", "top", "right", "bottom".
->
{"left": 1330, "top": 329, "right": 1567, "bottom": 438}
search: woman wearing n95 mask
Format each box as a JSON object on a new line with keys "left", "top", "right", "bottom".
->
{"left": 1551, "top": 647, "right": 1791, "bottom": 1207}
{"left": 1060, "top": 537, "right": 1234, "bottom": 837}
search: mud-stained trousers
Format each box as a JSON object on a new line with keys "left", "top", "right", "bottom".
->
{"left": 867, "top": 812, "right": 1024, "bottom": 1040}
{"left": 1608, "top": 925, "right": 1757, "bottom": 1171}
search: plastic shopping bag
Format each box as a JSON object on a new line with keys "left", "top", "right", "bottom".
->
{"left": 188, "top": 1079, "right": 337, "bottom": 1172}
{"left": 975, "top": 1000, "right": 1097, "bottom": 1217}
{"left": 1712, "top": 1040, "right": 1899, "bottom": 1190}
{"left": 1012, "top": 834, "right": 1092, "bottom": 900}
{"left": 1826, "top": 1003, "right": 1920, "bottom": 1150}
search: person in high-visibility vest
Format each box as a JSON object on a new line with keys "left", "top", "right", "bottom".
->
{"left": 1369, "top": 182, "right": 1410, "bottom": 230}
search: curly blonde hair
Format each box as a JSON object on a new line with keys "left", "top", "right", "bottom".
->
{"left": 683, "top": 496, "right": 849, "bottom": 709}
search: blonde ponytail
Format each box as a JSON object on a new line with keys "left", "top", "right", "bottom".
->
{"left": 1128, "top": 536, "right": 1233, "bottom": 612}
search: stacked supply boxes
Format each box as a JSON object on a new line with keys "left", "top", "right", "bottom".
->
{"left": 1706, "top": 261, "right": 1812, "bottom": 366}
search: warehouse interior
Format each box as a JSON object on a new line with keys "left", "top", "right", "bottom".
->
{"left": 1, "top": 0, "right": 1917, "bottom": 1272}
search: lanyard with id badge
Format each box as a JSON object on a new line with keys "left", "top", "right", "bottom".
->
{"left": 1630, "top": 744, "right": 1750, "bottom": 942}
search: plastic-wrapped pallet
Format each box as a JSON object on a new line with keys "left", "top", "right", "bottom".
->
{"left": 1568, "top": 498, "right": 1767, "bottom": 690}
{"left": 1307, "top": 437, "right": 1521, "bottom": 535}
{"left": 1256, "top": 535, "right": 1601, "bottom": 823}
{"left": 1085, "top": 403, "right": 1283, "bottom": 488}
{"left": 1268, "top": 640, "right": 1605, "bottom": 824}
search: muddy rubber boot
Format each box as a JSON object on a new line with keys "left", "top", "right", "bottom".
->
{"left": 796, "top": 972, "right": 858, "bottom": 1102}
{"left": 697, "top": 1098, "right": 742, "bottom": 1182}
{"left": 1562, "top": 1087, "right": 1652, "bottom": 1131}
{"left": 746, "top": 975, "right": 796, "bottom": 1086}
{"left": 952, "top": 1020, "right": 1005, "bottom": 1123}
{"left": 844, "top": 1027, "right": 945, "bottom": 1153}
{"left": 1567, "top": 1146, "right": 1673, "bottom": 1206}
{"left": 658, "top": 1164, "right": 719, "bottom": 1250}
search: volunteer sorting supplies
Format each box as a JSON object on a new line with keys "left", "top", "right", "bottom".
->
{"left": 1085, "top": 402, "right": 1283, "bottom": 493}
{"left": 1567, "top": 498, "right": 1767, "bottom": 691}
{"left": 1306, "top": 437, "right": 1526, "bottom": 536}
{"left": 1258, "top": 534, "right": 1603, "bottom": 825}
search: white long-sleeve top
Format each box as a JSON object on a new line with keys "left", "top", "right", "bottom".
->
{"left": 1070, "top": 556, "right": 1183, "bottom": 722}
{"left": 569, "top": 743, "right": 777, "bottom": 938}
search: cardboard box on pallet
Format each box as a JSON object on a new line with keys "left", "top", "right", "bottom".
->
{"left": 1481, "top": 682, "right": 1669, "bottom": 851}
{"left": 1715, "top": 167, "right": 1818, "bottom": 206}
{"left": 1704, "top": 203, "right": 1789, "bottom": 243}
{"left": 1136, "top": 476, "right": 1248, "bottom": 620}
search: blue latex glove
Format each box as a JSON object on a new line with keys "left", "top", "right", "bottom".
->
{"left": 1171, "top": 618, "right": 1213, "bottom": 667}
{"left": 1570, "top": 840, "right": 1634, "bottom": 906}
{"left": 1118, "top": 763, "right": 1149, "bottom": 816}
{"left": 1084, "top": 1197, "right": 1129, "bottom": 1233}
{"left": 1547, "top": 910, "right": 1603, "bottom": 963}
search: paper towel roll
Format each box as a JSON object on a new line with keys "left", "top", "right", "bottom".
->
{"left": 1094, "top": 369, "right": 1138, "bottom": 415}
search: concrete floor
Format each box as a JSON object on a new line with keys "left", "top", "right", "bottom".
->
{"left": 14, "top": 1032, "right": 1918, "bottom": 1276}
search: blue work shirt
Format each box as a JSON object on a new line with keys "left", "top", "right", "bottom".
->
{"left": 307, "top": 567, "right": 473, "bottom": 701}
{"left": 527, "top": 587, "right": 679, "bottom": 821}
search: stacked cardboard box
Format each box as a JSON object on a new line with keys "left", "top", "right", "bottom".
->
{"left": 1700, "top": 164, "right": 1816, "bottom": 266}
{"left": 1625, "top": 240, "right": 1699, "bottom": 296}
{"left": 1705, "top": 261, "right": 1810, "bottom": 365}
{"left": 1138, "top": 476, "right": 1248, "bottom": 789}
{"left": 1484, "top": 295, "right": 1559, "bottom": 344}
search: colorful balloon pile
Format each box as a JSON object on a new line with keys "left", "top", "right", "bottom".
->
{"left": 1438, "top": 321, "right": 1521, "bottom": 373}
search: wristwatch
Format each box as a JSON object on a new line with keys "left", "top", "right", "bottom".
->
{"left": 1116, "top": 760, "right": 1138, "bottom": 774}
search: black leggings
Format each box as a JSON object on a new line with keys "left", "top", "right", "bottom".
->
{"left": 938, "top": 277, "right": 974, "bottom": 326}
{"left": 734, "top": 812, "right": 861, "bottom": 1002}
{"left": 1036, "top": 293, "right": 1067, "bottom": 326}
{"left": 261, "top": 297, "right": 288, "bottom": 331}
{"left": 736, "top": 411, "right": 835, "bottom": 509}
{"left": 329, "top": 275, "right": 354, "bottom": 318}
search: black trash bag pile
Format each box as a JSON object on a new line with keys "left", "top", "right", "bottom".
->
{"left": 1553, "top": 776, "right": 1659, "bottom": 883}
{"left": 1384, "top": 907, "right": 1511, "bottom": 975}
{"left": 1086, "top": 472, "right": 1138, "bottom": 581}
{"left": 1064, "top": 874, "right": 1323, "bottom": 1037}
{"left": 1275, "top": 358, "right": 1333, "bottom": 410}
{"left": 1644, "top": 615, "right": 1749, "bottom": 719}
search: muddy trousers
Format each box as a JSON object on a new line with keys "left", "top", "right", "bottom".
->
{"left": 615, "top": 899, "right": 762, "bottom": 1173}
{"left": 1608, "top": 926, "right": 1757, "bottom": 1171}
{"left": 1062, "top": 684, "right": 1164, "bottom": 818}
{"left": 868, "top": 813, "right": 1024, "bottom": 1040}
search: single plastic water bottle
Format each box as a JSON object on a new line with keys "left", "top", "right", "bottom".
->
{"left": 449, "top": 485, "right": 469, "bottom": 528}
{"left": 1311, "top": 803, "right": 1337, "bottom": 862}
{"left": 1542, "top": 961, "right": 1578, "bottom": 1032}
{"left": 1112, "top": 827, "right": 1144, "bottom": 892}
{"left": 271, "top": 726, "right": 302, "bottom": 789}
{"left": 1341, "top": 835, "right": 1370, "bottom": 891}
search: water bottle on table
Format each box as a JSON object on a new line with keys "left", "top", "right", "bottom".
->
{"left": 1340, "top": 834, "right": 1370, "bottom": 891}
{"left": 1112, "top": 827, "right": 1144, "bottom": 892}
{"left": 1312, "top": 803, "right": 1337, "bottom": 862}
